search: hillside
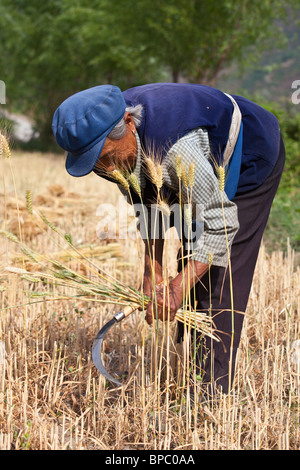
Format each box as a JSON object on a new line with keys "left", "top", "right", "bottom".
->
{"left": 216, "top": 20, "right": 300, "bottom": 104}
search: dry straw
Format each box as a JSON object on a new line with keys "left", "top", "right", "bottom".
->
{"left": 1, "top": 140, "right": 299, "bottom": 450}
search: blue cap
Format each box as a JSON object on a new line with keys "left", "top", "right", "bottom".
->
{"left": 52, "top": 85, "right": 126, "bottom": 177}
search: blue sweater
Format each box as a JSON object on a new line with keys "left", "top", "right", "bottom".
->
{"left": 123, "top": 83, "right": 281, "bottom": 194}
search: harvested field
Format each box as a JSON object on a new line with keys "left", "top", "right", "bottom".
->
{"left": 0, "top": 151, "right": 299, "bottom": 450}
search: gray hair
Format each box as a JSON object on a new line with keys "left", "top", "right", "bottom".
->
{"left": 108, "top": 104, "right": 143, "bottom": 140}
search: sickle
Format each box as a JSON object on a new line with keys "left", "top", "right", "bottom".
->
{"left": 92, "top": 305, "right": 136, "bottom": 386}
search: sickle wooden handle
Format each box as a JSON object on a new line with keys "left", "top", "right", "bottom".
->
{"left": 123, "top": 305, "right": 136, "bottom": 318}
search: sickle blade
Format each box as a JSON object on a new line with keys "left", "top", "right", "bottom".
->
{"left": 92, "top": 317, "right": 123, "bottom": 387}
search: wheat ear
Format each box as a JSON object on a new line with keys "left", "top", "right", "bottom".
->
{"left": 217, "top": 166, "right": 226, "bottom": 193}
{"left": 175, "top": 154, "right": 182, "bottom": 179}
{"left": 144, "top": 156, "right": 163, "bottom": 191}
{"left": 188, "top": 163, "right": 195, "bottom": 188}
{"left": 111, "top": 169, "right": 130, "bottom": 192}
{"left": 158, "top": 200, "right": 171, "bottom": 217}
{"left": 26, "top": 189, "right": 33, "bottom": 214}
{"left": 127, "top": 173, "right": 142, "bottom": 197}
{"left": 0, "top": 133, "right": 11, "bottom": 159}
{"left": 182, "top": 165, "right": 189, "bottom": 188}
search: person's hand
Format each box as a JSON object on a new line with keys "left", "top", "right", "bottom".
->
{"left": 139, "top": 270, "right": 164, "bottom": 309}
{"left": 144, "top": 260, "right": 209, "bottom": 325}
{"left": 145, "top": 279, "right": 183, "bottom": 325}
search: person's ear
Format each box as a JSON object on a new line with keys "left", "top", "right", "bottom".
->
{"left": 124, "top": 112, "right": 136, "bottom": 133}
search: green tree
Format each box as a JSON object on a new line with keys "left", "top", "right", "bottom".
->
{"left": 0, "top": 0, "right": 299, "bottom": 142}
{"left": 0, "top": 0, "right": 165, "bottom": 141}
{"left": 134, "top": 0, "right": 298, "bottom": 84}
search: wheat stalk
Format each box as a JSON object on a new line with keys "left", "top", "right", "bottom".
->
{"left": 210, "top": 154, "right": 235, "bottom": 397}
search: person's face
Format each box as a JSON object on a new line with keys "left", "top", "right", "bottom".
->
{"left": 94, "top": 112, "right": 137, "bottom": 174}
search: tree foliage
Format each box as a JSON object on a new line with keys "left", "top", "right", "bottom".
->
{"left": 0, "top": 0, "right": 299, "bottom": 140}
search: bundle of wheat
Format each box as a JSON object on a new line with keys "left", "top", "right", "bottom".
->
{"left": 1, "top": 223, "right": 218, "bottom": 341}
{"left": 10, "top": 242, "right": 123, "bottom": 265}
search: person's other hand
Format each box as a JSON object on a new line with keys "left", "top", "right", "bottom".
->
{"left": 145, "top": 280, "right": 183, "bottom": 325}
{"left": 139, "top": 271, "right": 163, "bottom": 309}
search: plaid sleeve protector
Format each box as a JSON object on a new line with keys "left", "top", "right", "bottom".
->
{"left": 162, "top": 128, "right": 240, "bottom": 268}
